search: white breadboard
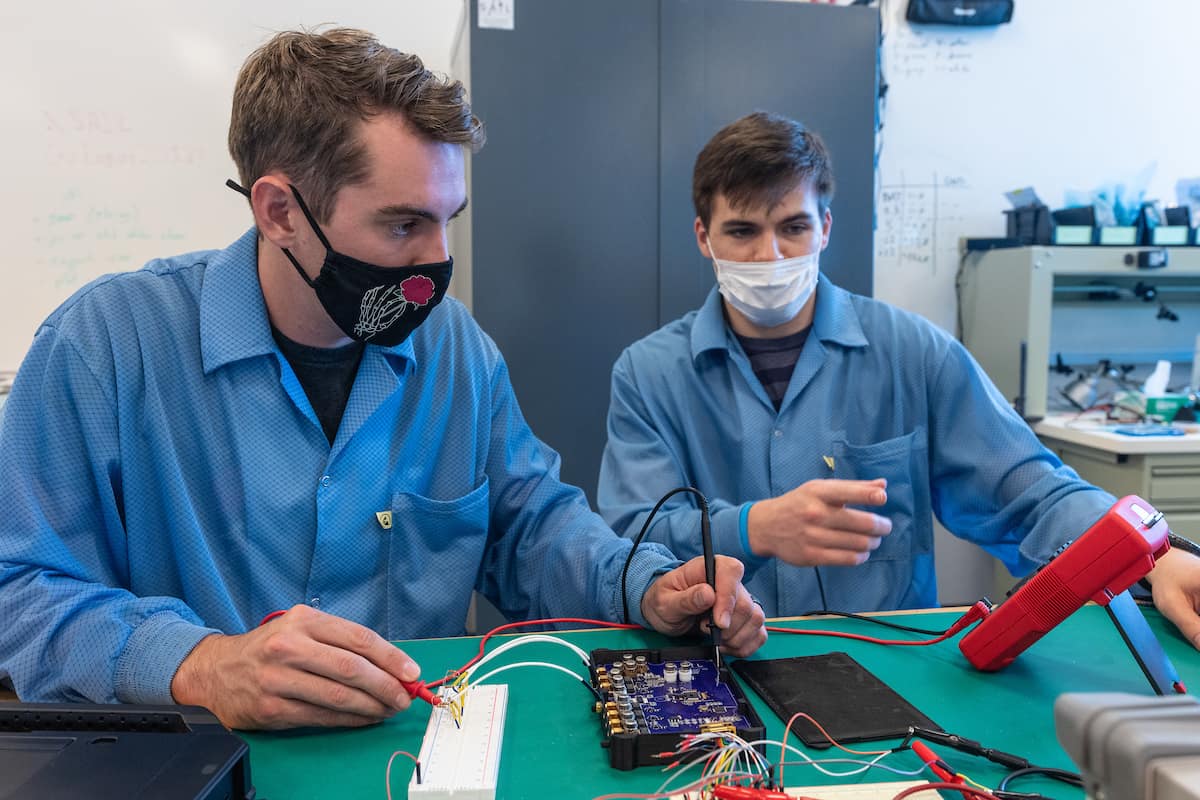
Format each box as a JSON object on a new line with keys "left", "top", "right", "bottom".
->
{"left": 409, "top": 684, "right": 508, "bottom": 800}
{"left": 671, "top": 780, "right": 925, "bottom": 799}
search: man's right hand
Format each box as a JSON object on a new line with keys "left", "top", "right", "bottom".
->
{"left": 170, "top": 604, "right": 420, "bottom": 730}
{"left": 747, "top": 478, "right": 892, "bottom": 567}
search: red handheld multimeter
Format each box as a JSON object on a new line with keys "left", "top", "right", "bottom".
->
{"left": 959, "top": 495, "right": 1171, "bottom": 671}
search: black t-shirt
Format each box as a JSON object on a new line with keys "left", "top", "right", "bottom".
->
{"left": 271, "top": 327, "right": 365, "bottom": 444}
{"left": 734, "top": 327, "right": 811, "bottom": 411}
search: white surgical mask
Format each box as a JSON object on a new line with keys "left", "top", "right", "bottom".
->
{"left": 708, "top": 238, "right": 819, "bottom": 328}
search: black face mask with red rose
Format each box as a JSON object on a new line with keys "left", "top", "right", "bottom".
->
{"left": 227, "top": 180, "right": 452, "bottom": 347}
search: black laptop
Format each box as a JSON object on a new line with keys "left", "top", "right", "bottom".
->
{"left": 0, "top": 703, "right": 254, "bottom": 799}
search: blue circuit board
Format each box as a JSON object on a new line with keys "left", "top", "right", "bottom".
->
{"left": 597, "top": 656, "right": 750, "bottom": 734}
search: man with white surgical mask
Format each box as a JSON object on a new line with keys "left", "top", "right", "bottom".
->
{"left": 597, "top": 112, "right": 1200, "bottom": 649}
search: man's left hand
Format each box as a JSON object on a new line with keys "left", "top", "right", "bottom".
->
{"left": 640, "top": 555, "right": 767, "bottom": 656}
{"left": 1146, "top": 548, "right": 1200, "bottom": 650}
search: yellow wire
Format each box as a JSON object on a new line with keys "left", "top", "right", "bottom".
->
{"left": 446, "top": 670, "right": 473, "bottom": 724}
{"left": 716, "top": 751, "right": 736, "bottom": 776}
{"left": 959, "top": 772, "right": 992, "bottom": 792}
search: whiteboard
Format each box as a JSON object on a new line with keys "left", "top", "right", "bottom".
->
{"left": 874, "top": 0, "right": 1200, "bottom": 332}
{"left": 0, "top": 0, "right": 465, "bottom": 372}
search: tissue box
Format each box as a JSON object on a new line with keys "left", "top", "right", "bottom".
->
{"left": 1146, "top": 395, "right": 1189, "bottom": 422}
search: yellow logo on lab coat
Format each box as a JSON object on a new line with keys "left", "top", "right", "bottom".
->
{"left": 376, "top": 511, "right": 393, "bottom": 530}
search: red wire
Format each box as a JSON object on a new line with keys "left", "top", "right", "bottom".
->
{"left": 384, "top": 750, "right": 420, "bottom": 800}
{"left": 890, "top": 781, "right": 1002, "bottom": 800}
{"left": 765, "top": 601, "right": 991, "bottom": 647}
{"left": 778, "top": 711, "right": 891, "bottom": 788}
{"left": 588, "top": 771, "right": 759, "bottom": 800}
{"left": 763, "top": 626, "right": 959, "bottom": 646}
{"left": 426, "top": 617, "right": 641, "bottom": 688}
{"left": 256, "top": 612, "right": 635, "bottom": 699}
{"left": 259, "top": 609, "right": 288, "bottom": 626}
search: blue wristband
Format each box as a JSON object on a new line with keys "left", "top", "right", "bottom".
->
{"left": 739, "top": 501, "right": 757, "bottom": 558}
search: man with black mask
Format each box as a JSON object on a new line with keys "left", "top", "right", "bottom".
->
{"left": 0, "top": 28, "right": 767, "bottom": 730}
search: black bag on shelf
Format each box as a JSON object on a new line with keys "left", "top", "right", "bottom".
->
{"left": 906, "top": 0, "right": 1014, "bottom": 25}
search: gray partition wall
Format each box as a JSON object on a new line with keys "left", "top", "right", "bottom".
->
{"left": 658, "top": 0, "right": 880, "bottom": 322}
{"left": 470, "top": 0, "right": 880, "bottom": 504}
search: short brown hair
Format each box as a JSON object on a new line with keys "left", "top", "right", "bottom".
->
{"left": 229, "top": 27, "right": 485, "bottom": 222}
{"left": 692, "top": 112, "right": 834, "bottom": 226}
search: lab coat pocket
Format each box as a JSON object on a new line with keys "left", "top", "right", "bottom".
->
{"left": 834, "top": 428, "right": 931, "bottom": 562}
{"left": 386, "top": 477, "right": 490, "bottom": 638}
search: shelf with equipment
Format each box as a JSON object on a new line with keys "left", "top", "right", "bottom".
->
{"left": 960, "top": 245, "right": 1200, "bottom": 539}
{"left": 959, "top": 245, "right": 1200, "bottom": 421}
